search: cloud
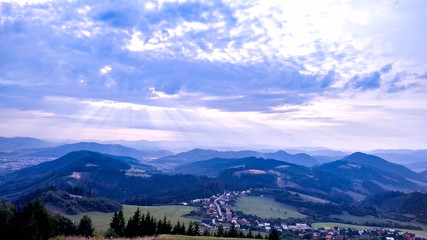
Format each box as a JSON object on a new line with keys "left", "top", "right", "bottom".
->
{"left": 347, "top": 71, "right": 381, "bottom": 90}
{"left": 0, "top": 0, "right": 426, "bottom": 149}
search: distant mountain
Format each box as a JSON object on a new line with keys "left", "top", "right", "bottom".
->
{"left": 421, "top": 170, "right": 427, "bottom": 178}
{"left": 176, "top": 157, "right": 288, "bottom": 177}
{"left": 370, "top": 149, "right": 427, "bottom": 164}
{"left": 156, "top": 149, "right": 318, "bottom": 166}
{"left": 404, "top": 162, "right": 427, "bottom": 172}
{"left": 155, "top": 148, "right": 262, "bottom": 165}
{"left": 0, "top": 137, "right": 55, "bottom": 151}
{"left": 264, "top": 151, "right": 318, "bottom": 166}
{"left": 28, "top": 142, "right": 170, "bottom": 160}
{"left": 341, "top": 152, "right": 427, "bottom": 183}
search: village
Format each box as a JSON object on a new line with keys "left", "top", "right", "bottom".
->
{"left": 187, "top": 190, "right": 427, "bottom": 240}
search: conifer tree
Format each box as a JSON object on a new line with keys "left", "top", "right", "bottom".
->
{"left": 268, "top": 228, "right": 280, "bottom": 240}
{"left": 203, "top": 228, "right": 210, "bottom": 236}
{"left": 187, "top": 221, "right": 194, "bottom": 235}
{"left": 247, "top": 229, "right": 254, "bottom": 238}
{"left": 229, "top": 222, "right": 237, "bottom": 237}
{"left": 216, "top": 224, "right": 224, "bottom": 237}
{"left": 78, "top": 215, "right": 94, "bottom": 237}
{"left": 126, "top": 208, "right": 141, "bottom": 237}
{"left": 194, "top": 223, "right": 200, "bottom": 236}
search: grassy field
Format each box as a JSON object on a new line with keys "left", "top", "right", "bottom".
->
{"left": 56, "top": 235, "right": 243, "bottom": 240}
{"left": 312, "top": 222, "right": 427, "bottom": 236}
{"left": 227, "top": 196, "right": 306, "bottom": 219}
{"left": 330, "top": 211, "right": 427, "bottom": 231}
{"left": 65, "top": 205, "right": 198, "bottom": 233}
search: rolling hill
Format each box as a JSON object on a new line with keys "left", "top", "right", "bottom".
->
{"left": 156, "top": 149, "right": 318, "bottom": 167}
{"left": 0, "top": 137, "right": 55, "bottom": 151}
{"left": 27, "top": 142, "right": 170, "bottom": 160}
{"left": 341, "top": 152, "right": 427, "bottom": 183}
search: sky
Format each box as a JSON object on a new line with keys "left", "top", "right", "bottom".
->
{"left": 0, "top": 0, "right": 426, "bottom": 150}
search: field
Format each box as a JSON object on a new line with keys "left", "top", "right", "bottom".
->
{"left": 65, "top": 205, "right": 198, "bottom": 233}
{"left": 56, "top": 235, "right": 243, "bottom": 240}
{"left": 330, "top": 211, "right": 427, "bottom": 231}
{"left": 312, "top": 222, "right": 427, "bottom": 236}
{"left": 227, "top": 196, "right": 306, "bottom": 219}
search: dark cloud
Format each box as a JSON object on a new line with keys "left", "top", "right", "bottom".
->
{"left": 347, "top": 71, "right": 381, "bottom": 90}
{"left": 380, "top": 63, "right": 393, "bottom": 73}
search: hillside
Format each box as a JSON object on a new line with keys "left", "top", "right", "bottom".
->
{"left": 156, "top": 149, "right": 318, "bottom": 167}
{"left": 0, "top": 137, "right": 55, "bottom": 151}
{"left": 28, "top": 142, "right": 153, "bottom": 159}
{"left": 342, "top": 152, "right": 427, "bottom": 183}
{"left": 0, "top": 151, "right": 224, "bottom": 206}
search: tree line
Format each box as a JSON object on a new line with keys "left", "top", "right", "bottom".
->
{"left": 0, "top": 199, "right": 95, "bottom": 240}
{"left": 107, "top": 208, "right": 280, "bottom": 240}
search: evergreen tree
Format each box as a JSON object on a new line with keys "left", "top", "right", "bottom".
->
{"left": 216, "top": 224, "right": 224, "bottom": 237}
{"left": 187, "top": 221, "right": 194, "bottom": 235}
{"left": 203, "top": 228, "right": 210, "bottom": 236}
{"left": 126, "top": 208, "right": 141, "bottom": 237}
{"left": 78, "top": 215, "right": 94, "bottom": 237}
{"left": 173, "top": 221, "right": 181, "bottom": 234}
{"left": 239, "top": 230, "right": 245, "bottom": 238}
{"left": 109, "top": 210, "right": 125, "bottom": 237}
{"left": 51, "top": 214, "right": 77, "bottom": 236}
{"left": 268, "top": 228, "right": 280, "bottom": 240}
{"left": 19, "top": 198, "right": 52, "bottom": 240}
{"left": 0, "top": 199, "right": 16, "bottom": 239}
{"left": 256, "top": 232, "right": 263, "bottom": 239}
{"left": 194, "top": 223, "right": 200, "bottom": 236}
{"left": 247, "top": 229, "right": 254, "bottom": 238}
{"left": 180, "top": 222, "right": 186, "bottom": 235}
{"left": 229, "top": 222, "right": 237, "bottom": 238}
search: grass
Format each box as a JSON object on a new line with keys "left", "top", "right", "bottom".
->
{"left": 227, "top": 196, "right": 306, "bottom": 219}
{"left": 312, "top": 222, "right": 427, "bottom": 236}
{"left": 330, "top": 211, "right": 427, "bottom": 230}
{"left": 64, "top": 205, "right": 198, "bottom": 233}
{"left": 53, "top": 235, "right": 242, "bottom": 240}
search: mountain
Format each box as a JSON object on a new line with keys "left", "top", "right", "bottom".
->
{"left": 365, "top": 191, "right": 427, "bottom": 223}
{"left": 0, "top": 137, "right": 55, "bottom": 151}
{"left": 28, "top": 142, "right": 169, "bottom": 160}
{"left": 404, "top": 162, "right": 427, "bottom": 172}
{"left": 154, "top": 148, "right": 263, "bottom": 165}
{"left": 370, "top": 149, "right": 427, "bottom": 164}
{"left": 0, "top": 151, "right": 132, "bottom": 199}
{"left": 341, "top": 152, "right": 427, "bottom": 183}
{"left": 315, "top": 160, "right": 424, "bottom": 193}
{"left": 0, "top": 151, "right": 224, "bottom": 206}
{"left": 421, "top": 170, "right": 427, "bottom": 178}
{"left": 156, "top": 148, "right": 318, "bottom": 166}
{"left": 176, "top": 157, "right": 289, "bottom": 177}
{"left": 264, "top": 151, "right": 318, "bottom": 166}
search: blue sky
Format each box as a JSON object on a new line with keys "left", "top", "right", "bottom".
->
{"left": 0, "top": 0, "right": 426, "bottom": 150}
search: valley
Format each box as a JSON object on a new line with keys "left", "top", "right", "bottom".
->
{"left": 1, "top": 137, "right": 427, "bottom": 239}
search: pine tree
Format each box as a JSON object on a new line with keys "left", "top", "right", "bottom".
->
{"left": 109, "top": 210, "right": 125, "bottom": 237}
{"left": 247, "top": 229, "right": 254, "bottom": 238}
{"left": 194, "top": 223, "right": 200, "bottom": 236}
{"left": 203, "top": 228, "right": 210, "bottom": 236}
{"left": 172, "top": 221, "right": 181, "bottom": 234}
{"left": 256, "top": 232, "right": 263, "bottom": 239}
{"left": 216, "top": 224, "right": 224, "bottom": 237}
{"left": 126, "top": 208, "right": 141, "bottom": 237}
{"left": 268, "top": 228, "right": 280, "bottom": 240}
{"left": 20, "top": 199, "right": 52, "bottom": 240}
{"left": 78, "top": 215, "right": 94, "bottom": 237}
{"left": 187, "top": 221, "right": 194, "bottom": 235}
{"left": 229, "top": 222, "right": 237, "bottom": 237}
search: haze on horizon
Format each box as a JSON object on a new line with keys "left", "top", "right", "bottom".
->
{"left": 0, "top": 0, "right": 426, "bottom": 151}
